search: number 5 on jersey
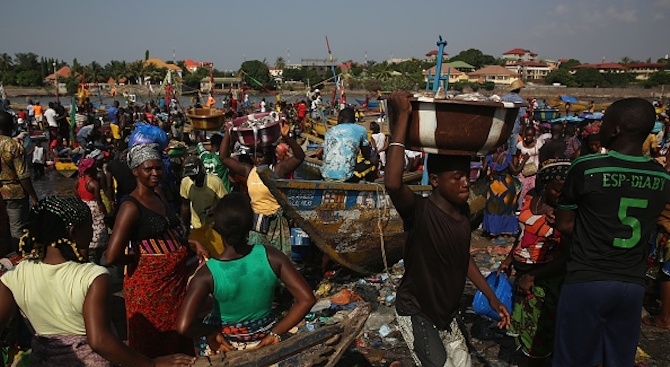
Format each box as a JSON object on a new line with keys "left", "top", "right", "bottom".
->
{"left": 614, "top": 198, "right": 648, "bottom": 249}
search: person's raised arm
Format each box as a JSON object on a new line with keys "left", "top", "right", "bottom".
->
{"left": 384, "top": 91, "right": 416, "bottom": 214}
{"left": 106, "top": 200, "right": 139, "bottom": 266}
{"left": 258, "top": 246, "right": 316, "bottom": 348}
{"left": 274, "top": 120, "right": 305, "bottom": 178}
{"left": 84, "top": 274, "right": 195, "bottom": 367}
{"left": 219, "top": 128, "right": 252, "bottom": 178}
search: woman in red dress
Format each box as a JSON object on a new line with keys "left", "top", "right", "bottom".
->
{"left": 107, "top": 144, "right": 204, "bottom": 358}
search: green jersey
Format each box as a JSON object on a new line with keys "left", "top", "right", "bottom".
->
{"left": 197, "top": 143, "right": 231, "bottom": 192}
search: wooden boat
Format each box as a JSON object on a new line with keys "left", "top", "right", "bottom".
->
{"left": 192, "top": 303, "right": 371, "bottom": 367}
{"left": 258, "top": 169, "right": 487, "bottom": 274}
{"left": 547, "top": 98, "right": 611, "bottom": 113}
{"left": 355, "top": 98, "right": 380, "bottom": 109}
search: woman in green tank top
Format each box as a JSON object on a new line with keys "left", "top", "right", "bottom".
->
{"left": 176, "top": 193, "right": 315, "bottom": 354}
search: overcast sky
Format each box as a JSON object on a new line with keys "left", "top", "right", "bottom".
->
{"left": 3, "top": 0, "right": 668, "bottom": 70}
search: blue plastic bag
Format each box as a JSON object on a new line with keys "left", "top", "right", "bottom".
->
{"left": 472, "top": 272, "right": 513, "bottom": 321}
{"left": 128, "top": 123, "right": 168, "bottom": 151}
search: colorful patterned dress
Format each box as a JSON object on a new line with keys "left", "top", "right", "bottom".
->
{"left": 123, "top": 195, "right": 194, "bottom": 358}
{"left": 483, "top": 152, "right": 521, "bottom": 236}
{"left": 509, "top": 194, "right": 563, "bottom": 359}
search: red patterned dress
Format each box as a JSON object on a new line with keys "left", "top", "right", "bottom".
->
{"left": 124, "top": 196, "right": 194, "bottom": 358}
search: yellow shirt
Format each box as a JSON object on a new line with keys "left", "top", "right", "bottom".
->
{"left": 1, "top": 261, "right": 108, "bottom": 335}
{"left": 180, "top": 174, "right": 227, "bottom": 228}
{"left": 109, "top": 123, "right": 121, "bottom": 140}
{"left": 247, "top": 166, "right": 280, "bottom": 215}
{"left": 642, "top": 134, "right": 658, "bottom": 156}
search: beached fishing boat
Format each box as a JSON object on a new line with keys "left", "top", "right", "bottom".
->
{"left": 192, "top": 303, "right": 371, "bottom": 367}
{"left": 355, "top": 98, "right": 380, "bottom": 109}
{"left": 258, "top": 169, "right": 486, "bottom": 274}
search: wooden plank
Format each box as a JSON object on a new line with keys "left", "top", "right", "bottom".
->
{"left": 191, "top": 304, "right": 371, "bottom": 367}
{"left": 192, "top": 324, "right": 343, "bottom": 367}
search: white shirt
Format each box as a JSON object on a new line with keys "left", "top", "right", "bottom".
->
{"left": 260, "top": 100, "right": 266, "bottom": 113}
{"left": 44, "top": 108, "right": 58, "bottom": 128}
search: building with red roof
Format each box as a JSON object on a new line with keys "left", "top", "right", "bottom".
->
{"left": 424, "top": 49, "right": 449, "bottom": 62}
{"left": 468, "top": 65, "right": 520, "bottom": 85}
{"left": 505, "top": 61, "right": 552, "bottom": 81}
{"left": 570, "top": 63, "right": 627, "bottom": 73}
{"left": 502, "top": 48, "right": 538, "bottom": 65}
{"left": 184, "top": 59, "right": 200, "bottom": 73}
{"left": 625, "top": 62, "right": 668, "bottom": 80}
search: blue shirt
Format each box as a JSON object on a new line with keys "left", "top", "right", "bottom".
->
{"left": 107, "top": 106, "right": 118, "bottom": 124}
{"left": 321, "top": 123, "right": 369, "bottom": 181}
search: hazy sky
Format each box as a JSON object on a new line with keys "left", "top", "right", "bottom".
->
{"left": 2, "top": 0, "right": 668, "bottom": 70}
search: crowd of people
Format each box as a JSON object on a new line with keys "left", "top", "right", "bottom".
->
{"left": 0, "top": 85, "right": 669, "bottom": 366}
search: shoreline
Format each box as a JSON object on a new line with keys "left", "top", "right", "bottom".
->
{"left": 3, "top": 85, "right": 667, "bottom": 104}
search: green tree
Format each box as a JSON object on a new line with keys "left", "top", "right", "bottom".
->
{"left": 0, "top": 53, "right": 13, "bottom": 72}
{"left": 1, "top": 71, "right": 17, "bottom": 85}
{"left": 145, "top": 50, "right": 150, "bottom": 61}
{"left": 644, "top": 71, "right": 670, "bottom": 88}
{"left": 15, "top": 70, "right": 42, "bottom": 87}
{"left": 274, "top": 57, "right": 286, "bottom": 70}
{"left": 86, "top": 61, "right": 104, "bottom": 83}
{"left": 240, "top": 60, "right": 272, "bottom": 90}
{"left": 559, "top": 59, "right": 581, "bottom": 69}
{"left": 449, "top": 49, "right": 497, "bottom": 69}
{"left": 14, "top": 53, "right": 39, "bottom": 72}
{"left": 620, "top": 56, "right": 632, "bottom": 66}
{"left": 573, "top": 68, "right": 606, "bottom": 87}
{"left": 545, "top": 68, "right": 577, "bottom": 87}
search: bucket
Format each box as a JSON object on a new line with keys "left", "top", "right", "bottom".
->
{"left": 387, "top": 96, "right": 524, "bottom": 156}
{"left": 533, "top": 108, "right": 559, "bottom": 122}
{"left": 290, "top": 227, "right": 311, "bottom": 262}
{"left": 231, "top": 112, "right": 282, "bottom": 148}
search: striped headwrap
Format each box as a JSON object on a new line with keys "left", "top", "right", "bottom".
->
{"left": 127, "top": 143, "right": 161, "bottom": 170}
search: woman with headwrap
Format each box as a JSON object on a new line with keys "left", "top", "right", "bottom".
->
{"left": 219, "top": 121, "right": 304, "bottom": 255}
{"left": 0, "top": 196, "right": 195, "bottom": 367}
{"left": 107, "top": 143, "right": 202, "bottom": 358}
{"left": 498, "top": 159, "right": 571, "bottom": 367}
{"left": 75, "top": 157, "right": 108, "bottom": 264}
{"left": 481, "top": 145, "right": 523, "bottom": 242}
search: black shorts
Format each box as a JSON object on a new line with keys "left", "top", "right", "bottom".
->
{"left": 553, "top": 280, "right": 644, "bottom": 366}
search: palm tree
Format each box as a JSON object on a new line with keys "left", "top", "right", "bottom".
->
{"left": 87, "top": 61, "right": 104, "bottom": 83}
{"left": 275, "top": 57, "right": 286, "bottom": 70}
{"left": 620, "top": 56, "right": 632, "bottom": 66}
{"left": 0, "top": 53, "right": 14, "bottom": 72}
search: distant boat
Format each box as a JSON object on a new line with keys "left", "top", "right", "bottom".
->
{"left": 354, "top": 98, "right": 379, "bottom": 109}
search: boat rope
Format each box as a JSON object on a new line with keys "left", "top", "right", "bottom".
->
{"left": 372, "top": 182, "right": 396, "bottom": 289}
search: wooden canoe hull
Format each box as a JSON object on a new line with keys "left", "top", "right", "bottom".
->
{"left": 192, "top": 303, "right": 371, "bottom": 367}
{"left": 259, "top": 170, "right": 487, "bottom": 274}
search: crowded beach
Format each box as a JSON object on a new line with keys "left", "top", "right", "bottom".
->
{"left": 0, "top": 71, "right": 670, "bottom": 367}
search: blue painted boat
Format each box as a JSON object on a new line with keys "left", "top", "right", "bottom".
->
{"left": 354, "top": 98, "right": 379, "bottom": 109}
{"left": 258, "top": 169, "right": 486, "bottom": 274}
